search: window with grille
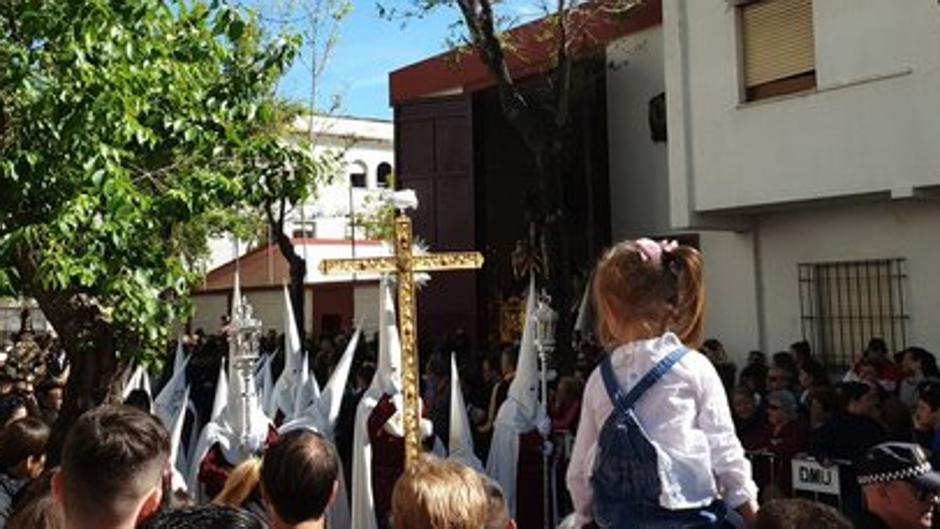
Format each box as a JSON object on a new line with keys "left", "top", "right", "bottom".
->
{"left": 739, "top": 0, "right": 816, "bottom": 102}
{"left": 798, "top": 259, "right": 908, "bottom": 369}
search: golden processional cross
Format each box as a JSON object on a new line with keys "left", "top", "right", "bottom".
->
{"left": 320, "top": 212, "right": 484, "bottom": 467}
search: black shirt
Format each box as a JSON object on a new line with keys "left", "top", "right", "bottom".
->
{"left": 856, "top": 511, "right": 889, "bottom": 529}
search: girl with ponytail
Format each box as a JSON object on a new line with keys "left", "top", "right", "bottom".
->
{"left": 565, "top": 239, "right": 759, "bottom": 529}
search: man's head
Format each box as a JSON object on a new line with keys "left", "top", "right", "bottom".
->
{"left": 858, "top": 443, "right": 940, "bottom": 529}
{"left": 766, "top": 390, "right": 798, "bottom": 429}
{"left": 0, "top": 393, "right": 27, "bottom": 430}
{"left": 139, "top": 505, "right": 264, "bottom": 529}
{"left": 500, "top": 347, "right": 518, "bottom": 378}
{"left": 766, "top": 366, "right": 792, "bottom": 392}
{"left": 865, "top": 338, "right": 889, "bottom": 361}
{"left": 53, "top": 405, "right": 169, "bottom": 529}
{"left": 39, "top": 382, "right": 64, "bottom": 412}
{"left": 261, "top": 430, "right": 338, "bottom": 527}
{"left": 0, "top": 417, "right": 49, "bottom": 479}
{"left": 391, "top": 456, "right": 488, "bottom": 529}
{"left": 731, "top": 387, "right": 758, "bottom": 421}
{"left": 916, "top": 383, "right": 940, "bottom": 431}
{"left": 754, "top": 498, "right": 851, "bottom": 529}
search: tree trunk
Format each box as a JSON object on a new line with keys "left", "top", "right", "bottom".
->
{"left": 14, "top": 250, "right": 124, "bottom": 463}
{"left": 30, "top": 292, "right": 122, "bottom": 465}
{"left": 535, "top": 146, "right": 575, "bottom": 370}
{"left": 273, "top": 230, "right": 307, "bottom": 346}
{"left": 289, "top": 255, "right": 306, "bottom": 344}
{"left": 47, "top": 338, "right": 122, "bottom": 465}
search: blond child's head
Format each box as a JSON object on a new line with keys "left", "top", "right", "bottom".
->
{"left": 391, "top": 456, "right": 488, "bottom": 529}
{"left": 593, "top": 239, "right": 705, "bottom": 349}
{"left": 212, "top": 457, "right": 262, "bottom": 509}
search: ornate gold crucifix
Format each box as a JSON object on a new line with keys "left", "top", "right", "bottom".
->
{"left": 320, "top": 212, "right": 484, "bottom": 467}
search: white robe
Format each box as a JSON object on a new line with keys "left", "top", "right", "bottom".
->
{"left": 485, "top": 276, "right": 548, "bottom": 516}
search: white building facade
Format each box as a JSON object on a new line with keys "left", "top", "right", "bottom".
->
{"left": 206, "top": 114, "right": 394, "bottom": 270}
{"left": 606, "top": 0, "right": 940, "bottom": 366}
{"left": 197, "top": 115, "right": 395, "bottom": 338}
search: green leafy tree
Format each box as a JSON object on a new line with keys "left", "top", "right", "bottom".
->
{"left": 0, "top": 0, "right": 323, "bottom": 448}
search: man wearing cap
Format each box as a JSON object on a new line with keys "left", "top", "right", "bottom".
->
{"left": 856, "top": 442, "right": 940, "bottom": 529}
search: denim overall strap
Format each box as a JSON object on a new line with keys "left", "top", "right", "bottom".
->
{"left": 600, "top": 347, "right": 689, "bottom": 414}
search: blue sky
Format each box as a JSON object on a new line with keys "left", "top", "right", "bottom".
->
{"left": 273, "top": 2, "right": 460, "bottom": 120}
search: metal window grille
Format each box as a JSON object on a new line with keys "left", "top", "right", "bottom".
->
{"left": 799, "top": 259, "right": 908, "bottom": 369}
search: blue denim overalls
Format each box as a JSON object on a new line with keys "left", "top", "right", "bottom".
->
{"left": 591, "top": 348, "right": 730, "bottom": 529}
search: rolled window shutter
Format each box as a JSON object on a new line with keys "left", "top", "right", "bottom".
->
{"left": 741, "top": 0, "right": 815, "bottom": 88}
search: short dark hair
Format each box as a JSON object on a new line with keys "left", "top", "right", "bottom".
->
{"left": 865, "top": 338, "right": 888, "bottom": 358}
{"left": 772, "top": 352, "right": 797, "bottom": 373}
{"left": 919, "top": 382, "right": 940, "bottom": 411}
{"left": 0, "top": 417, "right": 49, "bottom": 469}
{"left": 755, "top": 499, "right": 851, "bottom": 529}
{"left": 807, "top": 387, "right": 839, "bottom": 415}
{"left": 799, "top": 361, "right": 830, "bottom": 388}
{"left": 139, "top": 505, "right": 264, "bottom": 529}
{"left": 790, "top": 340, "right": 812, "bottom": 359}
{"left": 0, "top": 394, "right": 26, "bottom": 427}
{"left": 837, "top": 381, "right": 873, "bottom": 410}
{"left": 908, "top": 346, "right": 940, "bottom": 378}
{"left": 61, "top": 405, "right": 169, "bottom": 523}
{"left": 261, "top": 430, "right": 338, "bottom": 524}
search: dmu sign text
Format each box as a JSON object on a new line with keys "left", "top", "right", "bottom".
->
{"left": 791, "top": 458, "right": 841, "bottom": 495}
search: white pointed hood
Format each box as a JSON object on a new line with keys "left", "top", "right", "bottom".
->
{"left": 259, "top": 352, "right": 275, "bottom": 414}
{"left": 351, "top": 276, "right": 402, "bottom": 529}
{"left": 188, "top": 268, "right": 273, "bottom": 499}
{"left": 486, "top": 275, "right": 549, "bottom": 517}
{"left": 121, "top": 364, "right": 152, "bottom": 404}
{"left": 154, "top": 353, "right": 191, "bottom": 430}
{"left": 173, "top": 337, "right": 187, "bottom": 377}
{"left": 350, "top": 279, "right": 438, "bottom": 529}
{"left": 209, "top": 360, "right": 228, "bottom": 424}
{"left": 291, "top": 350, "right": 321, "bottom": 421}
{"left": 573, "top": 272, "right": 594, "bottom": 342}
{"left": 167, "top": 385, "right": 191, "bottom": 493}
{"left": 280, "top": 327, "right": 362, "bottom": 438}
{"left": 507, "top": 275, "right": 540, "bottom": 418}
{"left": 267, "top": 285, "right": 306, "bottom": 419}
{"left": 448, "top": 353, "right": 482, "bottom": 471}
{"left": 184, "top": 399, "right": 200, "bottom": 483}
{"left": 375, "top": 278, "right": 403, "bottom": 400}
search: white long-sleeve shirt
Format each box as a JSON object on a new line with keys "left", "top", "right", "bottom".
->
{"left": 566, "top": 333, "right": 758, "bottom": 524}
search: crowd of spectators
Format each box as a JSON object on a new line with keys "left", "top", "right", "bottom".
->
{"left": 4, "top": 298, "right": 940, "bottom": 528}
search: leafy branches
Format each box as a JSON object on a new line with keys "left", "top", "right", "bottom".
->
{"left": 0, "top": 0, "right": 311, "bottom": 368}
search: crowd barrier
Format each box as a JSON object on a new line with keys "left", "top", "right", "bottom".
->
{"left": 746, "top": 451, "right": 858, "bottom": 514}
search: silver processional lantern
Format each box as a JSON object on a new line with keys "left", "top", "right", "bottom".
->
{"left": 534, "top": 293, "right": 558, "bottom": 352}
{"left": 533, "top": 291, "right": 558, "bottom": 528}
{"left": 533, "top": 291, "right": 558, "bottom": 412}
{"left": 228, "top": 293, "right": 262, "bottom": 450}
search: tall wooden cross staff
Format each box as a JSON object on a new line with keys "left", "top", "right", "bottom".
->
{"left": 320, "top": 212, "right": 483, "bottom": 467}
